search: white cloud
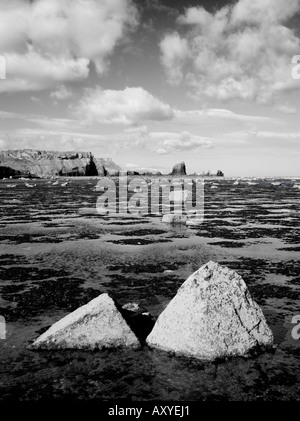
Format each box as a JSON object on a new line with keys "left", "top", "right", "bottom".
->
{"left": 161, "top": 0, "right": 300, "bottom": 103}
{"left": 2, "top": 47, "right": 90, "bottom": 92}
{"left": 50, "top": 85, "right": 73, "bottom": 101}
{"left": 119, "top": 126, "right": 212, "bottom": 153}
{"left": 75, "top": 87, "right": 174, "bottom": 125}
{"left": 177, "top": 6, "right": 214, "bottom": 26}
{"left": 231, "top": 0, "right": 300, "bottom": 24}
{"left": 159, "top": 32, "right": 189, "bottom": 85}
{"left": 150, "top": 130, "right": 212, "bottom": 153}
{"left": 174, "top": 109, "right": 272, "bottom": 123}
{"left": 0, "top": 0, "right": 138, "bottom": 93}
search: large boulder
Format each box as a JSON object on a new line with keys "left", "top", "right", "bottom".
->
{"left": 146, "top": 261, "right": 273, "bottom": 360}
{"left": 170, "top": 162, "right": 187, "bottom": 176}
{"left": 30, "top": 293, "right": 140, "bottom": 350}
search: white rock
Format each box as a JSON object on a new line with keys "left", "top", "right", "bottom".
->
{"left": 31, "top": 293, "right": 140, "bottom": 350}
{"left": 162, "top": 214, "right": 187, "bottom": 224}
{"left": 146, "top": 261, "right": 273, "bottom": 360}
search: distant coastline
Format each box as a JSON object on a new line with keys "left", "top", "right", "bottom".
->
{"left": 0, "top": 149, "right": 225, "bottom": 179}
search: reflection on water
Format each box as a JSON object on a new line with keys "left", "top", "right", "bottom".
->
{"left": 0, "top": 177, "right": 300, "bottom": 400}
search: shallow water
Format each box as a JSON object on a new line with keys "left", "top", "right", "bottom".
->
{"left": 0, "top": 177, "right": 300, "bottom": 401}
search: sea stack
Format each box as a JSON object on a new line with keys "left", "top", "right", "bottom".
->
{"left": 30, "top": 293, "right": 140, "bottom": 350}
{"left": 146, "top": 261, "right": 274, "bottom": 361}
{"left": 171, "top": 162, "right": 187, "bottom": 176}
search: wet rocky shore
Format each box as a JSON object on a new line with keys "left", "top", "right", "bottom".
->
{"left": 0, "top": 177, "right": 299, "bottom": 400}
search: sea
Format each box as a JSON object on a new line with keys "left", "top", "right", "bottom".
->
{"left": 0, "top": 176, "right": 299, "bottom": 401}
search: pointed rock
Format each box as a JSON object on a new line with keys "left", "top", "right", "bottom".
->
{"left": 31, "top": 293, "right": 140, "bottom": 350}
{"left": 146, "top": 261, "right": 274, "bottom": 360}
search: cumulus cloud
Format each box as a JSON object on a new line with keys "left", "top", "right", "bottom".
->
{"left": 0, "top": 0, "right": 138, "bottom": 92}
{"left": 75, "top": 87, "right": 174, "bottom": 125}
{"left": 160, "top": 0, "right": 300, "bottom": 103}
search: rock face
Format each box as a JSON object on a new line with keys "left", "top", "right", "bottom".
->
{"left": 0, "top": 150, "right": 121, "bottom": 178}
{"left": 171, "top": 162, "right": 187, "bottom": 176}
{"left": 146, "top": 261, "right": 273, "bottom": 360}
{"left": 30, "top": 293, "right": 140, "bottom": 350}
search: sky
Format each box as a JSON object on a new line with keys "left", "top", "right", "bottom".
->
{"left": 0, "top": 0, "right": 300, "bottom": 177}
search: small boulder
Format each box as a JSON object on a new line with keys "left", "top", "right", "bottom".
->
{"left": 122, "top": 302, "right": 140, "bottom": 312}
{"left": 30, "top": 293, "right": 140, "bottom": 350}
{"left": 146, "top": 261, "right": 274, "bottom": 360}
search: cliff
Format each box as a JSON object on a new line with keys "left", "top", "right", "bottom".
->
{"left": 0, "top": 150, "right": 121, "bottom": 178}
